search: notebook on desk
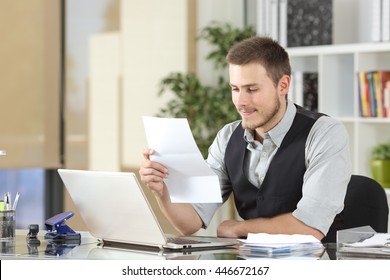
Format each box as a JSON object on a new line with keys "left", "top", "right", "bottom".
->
{"left": 57, "top": 169, "right": 238, "bottom": 250}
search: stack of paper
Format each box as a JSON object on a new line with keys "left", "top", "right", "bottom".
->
{"left": 238, "top": 233, "right": 324, "bottom": 259}
{"left": 338, "top": 233, "right": 390, "bottom": 258}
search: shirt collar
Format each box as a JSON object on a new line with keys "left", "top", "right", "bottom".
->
{"left": 243, "top": 99, "right": 296, "bottom": 147}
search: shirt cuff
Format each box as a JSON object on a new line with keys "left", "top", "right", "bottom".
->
{"left": 192, "top": 202, "right": 221, "bottom": 229}
{"left": 293, "top": 197, "right": 344, "bottom": 235}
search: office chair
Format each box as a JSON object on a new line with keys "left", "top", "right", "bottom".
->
{"left": 342, "top": 175, "right": 389, "bottom": 233}
{"left": 323, "top": 175, "right": 389, "bottom": 244}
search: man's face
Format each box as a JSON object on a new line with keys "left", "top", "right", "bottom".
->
{"left": 229, "top": 62, "right": 287, "bottom": 133}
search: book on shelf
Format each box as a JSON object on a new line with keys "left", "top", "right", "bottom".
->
{"left": 367, "top": 72, "right": 377, "bottom": 117}
{"left": 302, "top": 72, "right": 318, "bottom": 112}
{"left": 357, "top": 70, "right": 390, "bottom": 118}
{"left": 382, "top": 0, "right": 390, "bottom": 41}
{"left": 385, "top": 80, "right": 390, "bottom": 117}
{"left": 256, "top": 0, "right": 279, "bottom": 41}
{"left": 290, "top": 72, "right": 318, "bottom": 112}
{"left": 358, "top": 71, "right": 370, "bottom": 117}
{"left": 357, "top": 0, "right": 390, "bottom": 42}
{"left": 256, "top": 0, "right": 332, "bottom": 47}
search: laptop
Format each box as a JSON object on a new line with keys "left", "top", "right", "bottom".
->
{"left": 57, "top": 169, "right": 238, "bottom": 251}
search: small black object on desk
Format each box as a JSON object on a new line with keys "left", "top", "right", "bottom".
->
{"left": 26, "top": 224, "right": 41, "bottom": 255}
{"left": 44, "top": 211, "right": 81, "bottom": 243}
{"left": 27, "top": 224, "right": 40, "bottom": 243}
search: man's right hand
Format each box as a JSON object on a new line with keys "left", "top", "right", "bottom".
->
{"left": 139, "top": 148, "right": 203, "bottom": 235}
{"left": 139, "top": 148, "right": 169, "bottom": 198}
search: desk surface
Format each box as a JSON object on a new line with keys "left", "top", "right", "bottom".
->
{"left": 0, "top": 230, "right": 340, "bottom": 260}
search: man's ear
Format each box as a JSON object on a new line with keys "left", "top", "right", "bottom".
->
{"left": 278, "top": 75, "right": 290, "bottom": 96}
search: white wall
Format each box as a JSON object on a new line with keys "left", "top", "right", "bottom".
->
{"left": 121, "top": 0, "right": 189, "bottom": 168}
{"left": 88, "top": 32, "right": 121, "bottom": 171}
{"left": 196, "top": 0, "right": 245, "bottom": 85}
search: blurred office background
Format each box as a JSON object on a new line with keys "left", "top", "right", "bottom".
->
{"left": 0, "top": 0, "right": 250, "bottom": 234}
{"left": 0, "top": 0, "right": 382, "bottom": 235}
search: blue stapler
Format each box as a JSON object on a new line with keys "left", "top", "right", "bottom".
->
{"left": 44, "top": 211, "right": 81, "bottom": 243}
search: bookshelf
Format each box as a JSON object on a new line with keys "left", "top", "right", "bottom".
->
{"left": 287, "top": 42, "right": 390, "bottom": 231}
{"left": 287, "top": 42, "right": 390, "bottom": 176}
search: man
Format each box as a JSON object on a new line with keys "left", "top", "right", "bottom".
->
{"left": 139, "top": 37, "right": 352, "bottom": 242}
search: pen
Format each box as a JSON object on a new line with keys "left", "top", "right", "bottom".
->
{"left": 4, "top": 194, "right": 10, "bottom": 210}
{"left": 13, "top": 192, "right": 20, "bottom": 210}
{"left": 6, "top": 192, "right": 11, "bottom": 210}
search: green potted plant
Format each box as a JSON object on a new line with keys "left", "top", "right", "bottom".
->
{"left": 157, "top": 22, "right": 256, "bottom": 157}
{"left": 371, "top": 142, "right": 390, "bottom": 188}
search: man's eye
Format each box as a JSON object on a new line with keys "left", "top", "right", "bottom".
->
{"left": 248, "top": 88, "right": 257, "bottom": 92}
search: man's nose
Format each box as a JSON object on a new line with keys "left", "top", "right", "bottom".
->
{"left": 236, "top": 91, "right": 249, "bottom": 105}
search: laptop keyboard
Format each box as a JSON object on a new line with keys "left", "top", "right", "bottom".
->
{"left": 167, "top": 237, "right": 210, "bottom": 244}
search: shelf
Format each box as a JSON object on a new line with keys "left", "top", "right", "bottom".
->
{"left": 287, "top": 42, "right": 390, "bottom": 180}
{"left": 287, "top": 42, "right": 390, "bottom": 56}
{"left": 338, "top": 117, "right": 357, "bottom": 123}
{"left": 340, "top": 118, "right": 390, "bottom": 124}
{"left": 357, "top": 118, "right": 390, "bottom": 124}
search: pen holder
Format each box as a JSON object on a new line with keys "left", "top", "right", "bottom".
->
{"left": 0, "top": 239, "right": 15, "bottom": 255}
{"left": 0, "top": 210, "right": 16, "bottom": 241}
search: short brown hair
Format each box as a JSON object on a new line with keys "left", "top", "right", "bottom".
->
{"left": 226, "top": 37, "right": 291, "bottom": 86}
